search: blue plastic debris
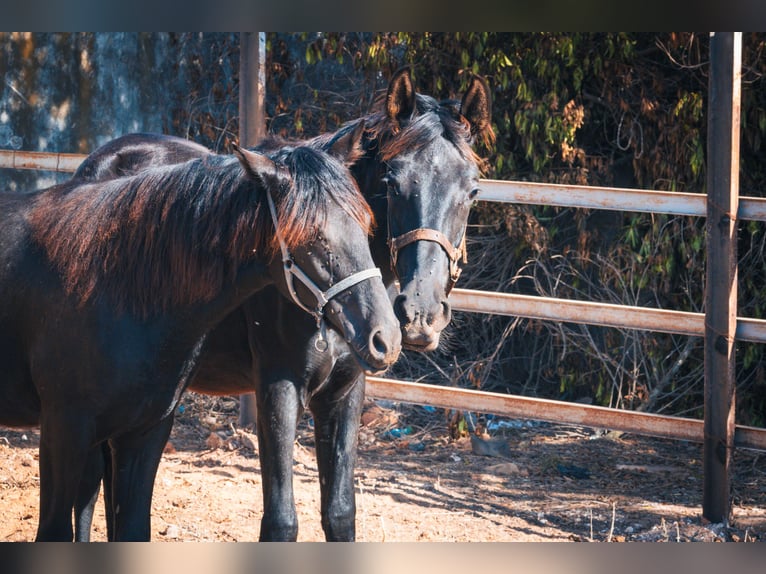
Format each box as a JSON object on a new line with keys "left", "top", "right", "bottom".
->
{"left": 487, "top": 419, "right": 545, "bottom": 431}
{"left": 381, "top": 426, "right": 413, "bottom": 440}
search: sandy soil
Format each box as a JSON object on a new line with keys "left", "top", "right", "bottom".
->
{"left": 2, "top": 393, "right": 764, "bottom": 542}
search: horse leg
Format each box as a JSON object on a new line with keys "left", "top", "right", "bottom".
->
{"left": 310, "top": 371, "right": 365, "bottom": 541}
{"left": 36, "top": 415, "right": 92, "bottom": 541}
{"left": 73, "top": 442, "right": 114, "bottom": 541}
{"left": 108, "top": 416, "right": 174, "bottom": 541}
{"left": 101, "top": 441, "right": 115, "bottom": 540}
{"left": 73, "top": 445, "right": 105, "bottom": 542}
{"left": 255, "top": 376, "right": 302, "bottom": 541}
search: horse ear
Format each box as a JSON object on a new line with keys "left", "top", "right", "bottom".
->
{"left": 326, "top": 120, "right": 366, "bottom": 167}
{"left": 386, "top": 66, "right": 416, "bottom": 129}
{"left": 233, "top": 145, "right": 277, "bottom": 183}
{"left": 460, "top": 74, "right": 495, "bottom": 146}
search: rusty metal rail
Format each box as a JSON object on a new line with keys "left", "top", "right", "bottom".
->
{"left": 0, "top": 149, "right": 84, "bottom": 173}
{"left": 4, "top": 150, "right": 766, "bottom": 222}
{"left": 449, "top": 288, "right": 766, "bottom": 344}
{"left": 366, "top": 377, "right": 766, "bottom": 451}
{"left": 481, "top": 178, "right": 766, "bottom": 222}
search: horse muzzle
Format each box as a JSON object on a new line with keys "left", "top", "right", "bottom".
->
{"left": 393, "top": 292, "right": 451, "bottom": 352}
{"left": 325, "top": 296, "right": 402, "bottom": 373}
{"left": 357, "top": 319, "right": 402, "bottom": 372}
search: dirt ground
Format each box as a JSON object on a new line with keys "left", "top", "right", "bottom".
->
{"left": 2, "top": 392, "right": 765, "bottom": 542}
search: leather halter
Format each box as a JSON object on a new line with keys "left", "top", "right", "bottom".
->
{"left": 388, "top": 227, "right": 468, "bottom": 294}
{"left": 265, "top": 187, "right": 382, "bottom": 348}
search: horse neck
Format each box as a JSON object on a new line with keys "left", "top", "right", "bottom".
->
{"left": 179, "top": 257, "right": 273, "bottom": 334}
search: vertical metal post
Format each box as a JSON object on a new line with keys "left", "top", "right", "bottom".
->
{"left": 238, "top": 32, "right": 267, "bottom": 147}
{"left": 703, "top": 32, "right": 741, "bottom": 523}
{"left": 238, "top": 32, "right": 266, "bottom": 428}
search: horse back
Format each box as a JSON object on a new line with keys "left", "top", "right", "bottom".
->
{"left": 72, "top": 133, "right": 211, "bottom": 182}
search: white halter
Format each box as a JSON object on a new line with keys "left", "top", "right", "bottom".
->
{"left": 265, "top": 188, "right": 382, "bottom": 350}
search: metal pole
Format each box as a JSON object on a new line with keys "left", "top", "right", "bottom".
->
{"left": 703, "top": 32, "right": 741, "bottom": 523}
{"left": 238, "top": 32, "right": 266, "bottom": 428}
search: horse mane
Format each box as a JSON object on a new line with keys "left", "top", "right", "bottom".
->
{"left": 266, "top": 143, "right": 374, "bottom": 252}
{"left": 258, "top": 89, "right": 492, "bottom": 178}
{"left": 331, "top": 92, "right": 491, "bottom": 174}
{"left": 30, "top": 147, "right": 372, "bottom": 317}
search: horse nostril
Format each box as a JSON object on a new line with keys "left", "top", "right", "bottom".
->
{"left": 441, "top": 300, "right": 452, "bottom": 322}
{"left": 393, "top": 294, "right": 410, "bottom": 324}
{"left": 370, "top": 329, "right": 390, "bottom": 360}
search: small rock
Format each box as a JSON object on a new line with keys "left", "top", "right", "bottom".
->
{"left": 556, "top": 463, "right": 590, "bottom": 479}
{"left": 486, "top": 462, "right": 527, "bottom": 476}
{"left": 206, "top": 433, "right": 223, "bottom": 450}
{"left": 470, "top": 435, "right": 512, "bottom": 458}
{"left": 236, "top": 430, "right": 258, "bottom": 452}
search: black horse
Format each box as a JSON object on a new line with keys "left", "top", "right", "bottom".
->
{"left": 74, "top": 67, "right": 493, "bottom": 541}
{"left": 0, "top": 140, "right": 401, "bottom": 541}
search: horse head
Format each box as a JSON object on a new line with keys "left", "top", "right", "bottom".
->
{"left": 366, "top": 67, "right": 494, "bottom": 351}
{"left": 234, "top": 144, "right": 402, "bottom": 373}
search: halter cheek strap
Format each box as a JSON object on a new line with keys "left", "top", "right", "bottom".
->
{"left": 388, "top": 227, "right": 468, "bottom": 294}
{"left": 265, "top": 188, "right": 382, "bottom": 343}
{"left": 281, "top": 259, "right": 382, "bottom": 321}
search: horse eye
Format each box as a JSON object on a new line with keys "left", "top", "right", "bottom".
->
{"left": 384, "top": 176, "right": 401, "bottom": 196}
{"left": 469, "top": 188, "right": 480, "bottom": 199}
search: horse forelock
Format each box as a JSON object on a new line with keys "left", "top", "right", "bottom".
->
{"left": 366, "top": 93, "right": 486, "bottom": 173}
{"left": 269, "top": 145, "right": 374, "bottom": 253}
{"left": 29, "top": 155, "right": 274, "bottom": 317}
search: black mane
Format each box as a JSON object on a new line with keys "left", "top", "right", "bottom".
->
{"left": 312, "top": 93, "right": 487, "bottom": 171}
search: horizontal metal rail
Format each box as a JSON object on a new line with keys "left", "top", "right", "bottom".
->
{"left": 3, "top": 151, "right": 766, "bottom": 222}
{"left": 366, "top": 376, "right": 766, "bottom": 451}
{"left": 449, "top": 288, "right": 766, "bottom": 344}
{"left": 0, "top": 150, "right": 84, "bottom": 173}
{"left": 481, "top": 178, "right": 766, "bottom": 222}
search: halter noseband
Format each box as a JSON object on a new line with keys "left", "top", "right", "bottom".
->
{"left": 265, "top": 187, "right": 382, "bottom": 349}
{"left": 388, "top": 227, "right": 468, "bottom": 294}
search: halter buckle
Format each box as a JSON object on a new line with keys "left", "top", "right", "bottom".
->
{"left": 314, "top": 320, "right": 329, "bottom": 352}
